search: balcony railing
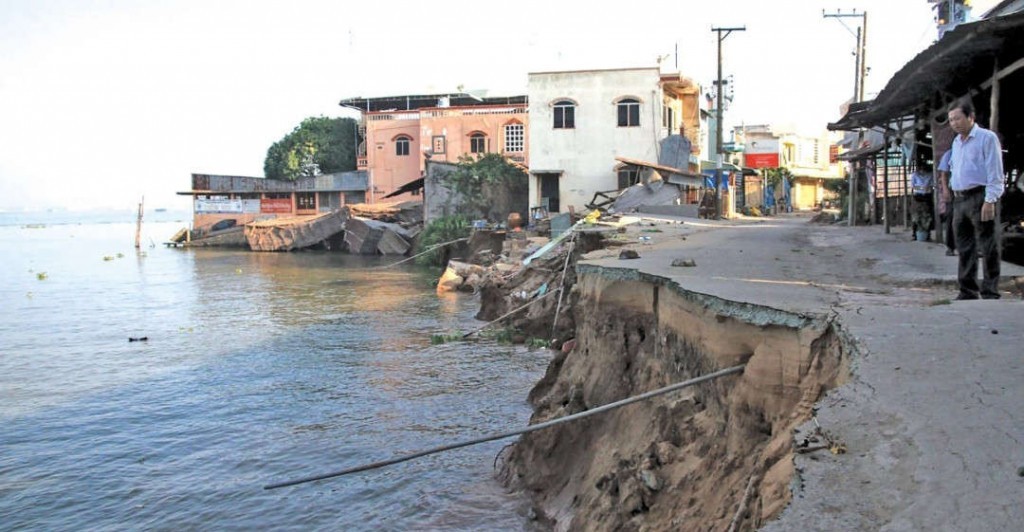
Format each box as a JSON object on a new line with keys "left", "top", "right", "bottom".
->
{"left": 366, "top": 112, "right": 420, "bottom": 121}
{"left": 357, "top": 157, "right": 368, "bottom": 169}
{"left": 420, "top": 106, "right": 527, "bottom": 118}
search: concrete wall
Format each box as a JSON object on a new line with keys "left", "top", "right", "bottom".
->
{"left": 528, "top": 68, "right": 667, "bottom": 213}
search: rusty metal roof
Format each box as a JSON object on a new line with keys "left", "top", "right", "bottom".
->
{"left": 829, "top": 11, "right": 1024, "bottom": 130}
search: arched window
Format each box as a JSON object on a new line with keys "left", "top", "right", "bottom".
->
{"left": 553, "top": 100, "right": 575, "bottom": 129}
{"left": 469, "top": 132, "right": 488, "bottom": 154}
{"left": 394, "top": 135, "right": 411, "bottom": 156}
{"left": 617, "top": 98, "right": 640, "bottom": 127}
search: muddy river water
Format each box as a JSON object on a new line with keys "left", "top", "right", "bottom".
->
{"left": 0, "top": 211, "right": 547, "bottom": 530}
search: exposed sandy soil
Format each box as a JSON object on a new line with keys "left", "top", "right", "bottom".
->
{"left": 498, "top": 273, "right": 849, "bottom": 531}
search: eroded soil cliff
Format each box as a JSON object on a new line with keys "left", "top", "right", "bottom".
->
{"left": 499, "top": 269, "right": 850, "bottom": 531}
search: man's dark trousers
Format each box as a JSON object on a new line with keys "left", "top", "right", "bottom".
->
{"left": 953, "top": 187, "right": 1001, "bottom": 299}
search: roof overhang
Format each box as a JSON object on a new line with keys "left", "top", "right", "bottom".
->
{"left": 383, "top": 177, "right": 424, "bottom": 199}
{"left": 616, "top": 156, "right": 701, "bottom": 179}
{"left": 829, "top": 11, "right": 1024, "bottom": 131}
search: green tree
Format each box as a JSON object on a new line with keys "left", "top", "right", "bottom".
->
{"left": 264, "top": 116, "right": 358, "bottom": 180}
{"left": 445, "top": 153, "right": 528, "bottom": 222}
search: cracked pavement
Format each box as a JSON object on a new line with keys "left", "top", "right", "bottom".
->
{"left": 584, "top": 211, "right": 1024, "bottom": 531}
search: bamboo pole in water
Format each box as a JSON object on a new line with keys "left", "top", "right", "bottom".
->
{"left": 134, "top": 196, "right": 144, "bottom": 249}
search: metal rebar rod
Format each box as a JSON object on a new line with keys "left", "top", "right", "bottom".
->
{"left": 550, "top": 234, "right": 577, "bottom": 337}
{"left": 264, "top": 364, "right": 745, "bottom": 490}
{"left": 376, "top": 237, "right": 468, "bottom": 269}
{"left": 461, "top": 286, "right": 561, "bottom": 339}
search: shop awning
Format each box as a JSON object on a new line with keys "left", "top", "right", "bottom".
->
{"left": 829, "top": 11, "right": 1024, "bottom": 131}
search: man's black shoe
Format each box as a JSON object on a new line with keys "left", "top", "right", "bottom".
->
{"left": 981, "top": 294, "right": 1001, "bottom": 300}
{"left": 955, "top": 293, "right": 980, "bottom": 301}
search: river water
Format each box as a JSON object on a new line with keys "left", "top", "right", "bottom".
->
{"left": 0, "top": 210, "right": 548, "bottom": 530}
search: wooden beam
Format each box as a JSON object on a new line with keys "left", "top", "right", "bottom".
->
{"left": 990, "top": 59, "right": 1000, "bottom": 135}
{"left": 980, "top": 56, "right": 1024, "bottom": 89}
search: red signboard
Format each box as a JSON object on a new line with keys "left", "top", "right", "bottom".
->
{"left": 745, "top": 153, "right": 780, "bottom": 168}
{"left": 261, "top": 198, "right": 293, "bottom": 214}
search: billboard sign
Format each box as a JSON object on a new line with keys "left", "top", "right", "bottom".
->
{"left": 745, "top": 152, "right": 780, "bottom": 168}
{"left": 261, "top": 198, "right": 293, "bottom": 214}
{"left": 195, "top": 198, "right": 242, "bottom": 213}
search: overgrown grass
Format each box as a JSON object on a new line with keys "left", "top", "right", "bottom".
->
{"left": 415, "top": 215, "right": 471, "bottom": 267}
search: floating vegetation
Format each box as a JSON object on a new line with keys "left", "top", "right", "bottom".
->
{"left": 36, "top": 272, "right": 48, "bottom": 280}
{"left": 430, "top": 333, "right": 465, "bottom": 345}
{"left": 23, "top": 223, "right": 46, "bottom": 229}
{"left": 482, "top": 327, "right": 516, "bottom": 345}
{"left": 525, "top": 337, "right": 551, "bottom": 349}
{"left": 103, "top": 256, "right": 115, "bottom": 261}
{"left": 235, "top": 268, "right": 243, "bottom": 274}
{"left": 116, "top": 252, "right": 124, "bottom": 258}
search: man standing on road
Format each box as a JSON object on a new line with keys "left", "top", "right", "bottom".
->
{"left": 948, "top": 99, "right": 1004, "bottom": 300}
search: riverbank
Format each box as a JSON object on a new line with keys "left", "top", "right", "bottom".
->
{"left": 496, "top": 212, "right": 1024, "bottom": 530}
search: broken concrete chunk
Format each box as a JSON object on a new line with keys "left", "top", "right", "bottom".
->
{"left": 436, "top": 267, "right": 463, "bottom": 293}
{"left": 671, "top": 258, "right": 697, "bottom": 267}
{"left": 619, "top": 250, "right": 640, "bottom": 260}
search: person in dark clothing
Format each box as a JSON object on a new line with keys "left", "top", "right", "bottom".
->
{"left": 936, "top": 150, "right": 956, "bottom": 255}
{"left": 948, "top": 99, "right": 1004, "bottom": 300}
{"left": 910, "top": 162, "right": 934, "bottom": 240}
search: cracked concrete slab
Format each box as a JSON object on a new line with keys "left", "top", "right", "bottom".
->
{"left": 581, "top": 212, "right": 1024, "bottom": 530}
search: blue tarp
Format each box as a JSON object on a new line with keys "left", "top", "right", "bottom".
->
{"left": 764, "top": 177, "right": 792, "bottom": 211}
{"left": 701, "top": 169, "right": 732, "bottom": 189}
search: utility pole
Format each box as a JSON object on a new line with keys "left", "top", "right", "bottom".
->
{"left": 711, "top": 25, "right": 745, "bottom": 220}
{"left": 824, "top": 9, "right": 867, "bottom": 226}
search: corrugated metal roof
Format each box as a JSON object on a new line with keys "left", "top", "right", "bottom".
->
{"left": 829, "top": 11, "right": 1024, "bottom": 130}
{"left": 339, "top": 93, "right": 527, "bottom": 113}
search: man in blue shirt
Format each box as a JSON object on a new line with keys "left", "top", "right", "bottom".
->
{"left": 910, "top": 162, "right": 934, "bottom": 240}
{"left": 948, "top": 99, "right": 1005, "bottom": 300}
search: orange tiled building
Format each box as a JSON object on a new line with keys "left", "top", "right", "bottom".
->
{"left": 340, "top": 93, "right": 529, "bottom": 203}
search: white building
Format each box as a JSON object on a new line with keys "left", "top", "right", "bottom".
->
{"left": 527, "top": 67, "right": 703, "bottom": 214}
{"left": 735, "top": 124, "right": 845, "bottom": 210}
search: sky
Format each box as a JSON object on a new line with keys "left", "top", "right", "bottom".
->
{"left": 0, "top": 0, "right": 1001, "bottom": 211}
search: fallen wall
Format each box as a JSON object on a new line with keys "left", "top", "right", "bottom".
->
{"left": 500, "top": 266, "right": 850, "bottom": 531}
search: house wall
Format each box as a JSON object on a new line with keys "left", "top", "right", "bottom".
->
{"left": 419, "top": 105, "right": 529, "bottom": 167}
{"left": 528, "top": 68, "right": 668, "bottom": 213}
{"left": 364, "top": 114, "right": 420, "bottom": 202}
{"left": 362, "top": 105, "right": 529, "bottom": 204}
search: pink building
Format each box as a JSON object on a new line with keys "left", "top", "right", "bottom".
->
{"left": 340, "top": 93, "right": 529, "bottom": 203}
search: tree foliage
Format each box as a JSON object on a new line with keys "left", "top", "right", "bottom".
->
{"left": 445, "top": 153, "right": 528, "bottom": 222}
{"left": 761, "top": 166, "right": 793, "bottom": 187}
{"left": 264, "top": 116, "right": 358, "bottom": 181}
{"left": 415, "top": 215, "right": 471, "bottom": 267}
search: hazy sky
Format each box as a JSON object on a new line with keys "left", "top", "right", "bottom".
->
{"left": 0, "top": 0, "right": 999, "bottom": 211}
